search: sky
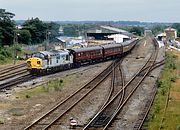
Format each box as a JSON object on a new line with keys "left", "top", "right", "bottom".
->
{"left": 1, "top": 0, "right": 180, "bottom": 22}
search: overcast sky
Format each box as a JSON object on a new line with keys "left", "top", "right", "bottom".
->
{"left": 1, "top": 0, "right": 180, "bottom": 22}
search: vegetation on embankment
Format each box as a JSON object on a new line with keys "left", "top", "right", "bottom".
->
{"left": 0, "top": 46, "right": 13, "bottom": 64}
{"left": 143, "top": 51, "right": 180, "bottom": 130}
{"left": 0, "top": 44, "right": 23, "bottom": 64}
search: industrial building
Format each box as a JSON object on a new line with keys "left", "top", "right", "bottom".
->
{"left": 86, "top": 26, "right": 133, "bottom": 43}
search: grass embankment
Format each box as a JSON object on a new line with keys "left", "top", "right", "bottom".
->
{"left": 143, "top": 51, "right": 180, "bottom": 130}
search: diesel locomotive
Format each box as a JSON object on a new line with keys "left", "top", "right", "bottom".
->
{"left": 26, "top": 38, "right": 138, "bottom": 74}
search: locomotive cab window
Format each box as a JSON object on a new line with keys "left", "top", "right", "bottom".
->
{"left": 57, "top": 56, "right": 60, "bottom": 63}
{"left": 66, "top": 55, "right": 69, "bottom": 61}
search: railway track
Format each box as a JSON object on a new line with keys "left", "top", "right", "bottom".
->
{"left": 99, "top": 59, "right": 125, "bottom": 111}
{"left": 83, "top": 60, "right": 126, "bottom": 130}
{"left": 83, "top": 37, "right": 160, "bottom": 130}
{"left": 0, "top": 73, "right": 34, "bottom": 90}
{"left": 132, "top": 38, "right": 164, "bottom": 130}
{"left": 0, "top": 63, "right": 26, "bottom": 75}
{"left": 22, "top": 37, "right": 164, "bottom": 130}
{"left": 0, "top": 69, "right": 28, "bottom": 81}
{"left": 23, "top": 59, "right": 124, "bottom": 130}
{"left": 0, "top": 63, "right": 32, "bottom": 90}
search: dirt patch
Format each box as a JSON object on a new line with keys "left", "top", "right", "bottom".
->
{"left": 170, "top": 91, "right": 180, "bottom": 100}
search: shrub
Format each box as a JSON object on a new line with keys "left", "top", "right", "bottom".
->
{"left": 160, "top": 88, "right": 166, "bottom": 96}
{"left": 60, "top": 79, "right": 63, "bottom": 84}
{"left": 0, "top": 55, "right": 5, "bottom": 60}
{"left": 25, "top": 94, "right": 31, "bottom": 98}
{"left": 177, "top": 125, "right": 180, "bottom": 130}
{"left": 171, "top": 76, "right": 176, "bottom": 82}
{"left": 156, "top": 80, "right": 162, "bottom": 88}
{"left": 0, "top": 118, "right": 4, "bottom": 124}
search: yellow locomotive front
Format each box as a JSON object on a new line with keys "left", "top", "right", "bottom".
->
{"left": 26, "top": 57, "right": 43, "bottom": 73}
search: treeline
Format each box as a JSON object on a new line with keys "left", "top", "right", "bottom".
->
{"left": 62, "top": 24, "right": 95, "bottom": 37}
{"left": 1, "top": 8, "right": 180, "bottom": 47}
{"left": 172, "top": 23, "right": 180, "bottom": 37}
{"left": 0, "top": 9, "right": 60, "bottom": 46}
{"left": 150, "top": 24, "right": 180, "bottom": 37}
{"left": 0, "top": 9, "right": 96, "bottom": 46}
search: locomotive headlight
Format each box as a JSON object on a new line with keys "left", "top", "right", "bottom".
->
{"left": 37, "top": 61, "right": 40, "bottom": 64}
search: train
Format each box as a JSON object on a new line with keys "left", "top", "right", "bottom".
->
{"left": 26, "top": 38, "right": 138, "bottom": 74}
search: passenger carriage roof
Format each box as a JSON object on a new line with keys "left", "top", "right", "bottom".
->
{"left": 121, "top": 39, "right": 137, "bottom": 46}
{"left": 102, "top": 43, "right": 122, "bottom": 49}
{"left": 71, "top": 46, "right": 103, "bottom": 53}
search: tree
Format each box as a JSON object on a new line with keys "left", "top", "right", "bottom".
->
{"left": 172, "top": 23, "right": 180, "bottom": 37}
{"left": 0, "top": 9, "right": 15, "bottom": 46}
{"left": 23, "top": 18, "right": 48, "bottom": 44}
{"left": 129, "top": 26, "right": 144, "bottom": 36}
{"left": 15, "top": 29, "right": 31, "bottom": 45}
{"left": 47, "top": 22, "right": 60, "bottom": 41}
{"left": 151, "top": 25, "right": 166, "bottom": 36}
{"left": 63, "top": 24, "right": 79, "bottom": 37}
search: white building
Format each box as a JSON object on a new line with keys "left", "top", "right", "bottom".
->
{"left": 107, "top": 34, "right": 130, "bottom": 43}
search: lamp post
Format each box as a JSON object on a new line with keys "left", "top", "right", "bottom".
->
{"left": 13, "top": 32, "right": 20, "bottom": 65}
{"left": 45, "top": 31, "right": 51, "bottom": 51}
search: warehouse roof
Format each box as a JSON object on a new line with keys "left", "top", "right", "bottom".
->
{"left": 87, "top": 25, "right": 133, "bottom": 37}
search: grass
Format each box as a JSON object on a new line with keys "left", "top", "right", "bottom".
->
{"left": 16, "top": 73, "right": 78, "bottom": 99}
{"left": 17, "top": 76, "right": 74, "bottom": 99}
{"left": 144, "top": 50, "right": 180, "bottom": 130}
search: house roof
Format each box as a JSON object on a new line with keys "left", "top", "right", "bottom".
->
{"left": 165, "top": 27, "right": 176, "bottom": 31}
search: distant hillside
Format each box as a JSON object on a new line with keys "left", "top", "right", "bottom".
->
{"left": 15, "top": 20, "right": 25, "bottom": 25}
{"left": 15, "top": 20, "right": 173, "bottom": 27}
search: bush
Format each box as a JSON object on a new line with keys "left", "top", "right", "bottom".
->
{"left": 171, "top": 77, "right": 176, "bottom": 82}
{"left": 25, "top": 94, "right": 31, "bottom": 98}
{"left": 60, "top": 79, "right": 63, "bottom": 84}
{"left": 0, "top": 118, "right": 4, "bottom": 124}
{"left": 156, "top": 80, "right": 162, "bottom": 88}
{"left": 177, "top": 125, "right": 180, "bottom": 130}
{"left": 0, "top": 55, "right": 5, "bottom": 60}
{"left": 160, "top": 88, "right": 166, "bottom": 96}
